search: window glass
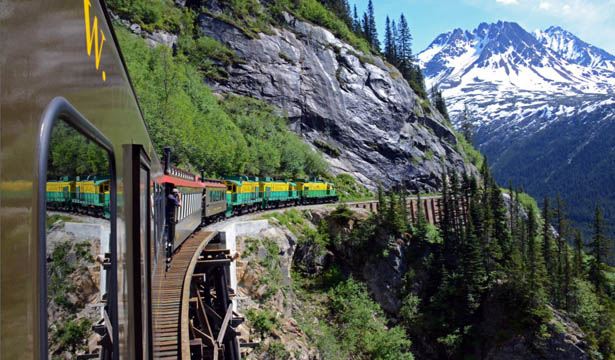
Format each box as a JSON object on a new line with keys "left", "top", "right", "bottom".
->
{"left": 45, "top": 120, "right": 110, "bottom": 358}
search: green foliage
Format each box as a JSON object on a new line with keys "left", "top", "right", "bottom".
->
{"left": 332, "top": 173, "right": 373, "bottom": 201}
{"left": 291, "top": 0, "right": 374, "bottom": 55}
{"left": 246, "top": 309, "right": 278, "bottom": 336}
{"left": 329, "top": 203, "right": 354, "bottom": 222}
{"left": 51, "top": 318, "right": 93, "bottom": 354}
{"left": 107, "top": 0, "right": 183, "bottom": 33}
{"left": 569, "top": 279, "right": 603, "bottom": 330}
{"left": 116, "top": 28, "right": 327, "bottom": 178}
{"left": 205, "top": 0, "right": 274, "bottom": 38}
{"left": 327, "top": 279, "right": 413, "bottom": 360}
{"left": 46, "top": 214, "right": 72, "bottom": 229}
{"left": 455, "top": 131, "right": 483, "bottom": 168}
{"left": 400, "top": 293, "right": 420, "bottom": 327}
{"left": 221, "top": 95, "right": 328, "bottom": 178}
{"left": 265, "top": 340, "right": 291, "bottom": 359}
{"left": 263, "top": 209, "right": 306, "bottom": 235}
{"left": 278, "top": 51, "right": 296, "bottom": 65}
{"left": 49, "top": 242, "right": 77, "bottom": 310}
{"left": 313, "top": 139, "right": 341, "bottom": 157}
{"left": 48, "top": 121, "right": 109, "bottom": 178}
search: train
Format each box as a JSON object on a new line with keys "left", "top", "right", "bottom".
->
{"left": 1, "top": 0, "right": 337, "bottom": 358}
{"left": 45, "top": 158, "right": 338, "bottom": 226}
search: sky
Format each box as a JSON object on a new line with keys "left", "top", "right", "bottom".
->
{"left": 351, "top": 0, "right": 615, "bottom": 55}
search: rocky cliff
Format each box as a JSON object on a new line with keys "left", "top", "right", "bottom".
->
{"left": 197, "top": 10, "right": 476, "bottom": 191}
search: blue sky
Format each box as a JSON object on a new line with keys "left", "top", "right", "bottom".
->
{"left": 351, "top": 0, "right": 615, "bottom": 54}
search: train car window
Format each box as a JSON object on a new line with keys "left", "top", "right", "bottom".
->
{"left": 38, "top": 98, "right": 117, "bottom": 359}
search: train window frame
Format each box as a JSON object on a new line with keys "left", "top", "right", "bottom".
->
{"left": 37, "top": 97, "right": 119, "bottom": 359}
{"left": 123, "top": 144, "right": 153, "bottom": 359}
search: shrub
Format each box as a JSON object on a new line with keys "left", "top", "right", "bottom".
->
{"left": 246, "top": 309, "right": 277, "bottom": 336}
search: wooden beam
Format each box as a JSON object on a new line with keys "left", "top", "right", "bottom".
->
{"left": 217, "top": 304, "right": 233, "bottom": 345}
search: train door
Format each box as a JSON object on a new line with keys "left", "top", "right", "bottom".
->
{"left": 289, "top": 184, "right": 293, "bottom": 197}
{"left": 123, "top": 144, "right": 153, "bottom": 359}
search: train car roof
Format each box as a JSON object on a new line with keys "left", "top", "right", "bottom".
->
{"left": 157, "top": 175, "right": 225, "bottom": 189}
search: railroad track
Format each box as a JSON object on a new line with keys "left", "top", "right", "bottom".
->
{"left": 152, "top": 231, "right": 218, "bottom": 359}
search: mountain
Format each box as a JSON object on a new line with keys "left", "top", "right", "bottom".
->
{"left": 193, "top": 9, "right": 478, "bottom": 192}
{"left": 418, "top": 21, "right": 615, "bottom": 232}
{"left": 535, "top": 26, "right": 615, "bottom": 70}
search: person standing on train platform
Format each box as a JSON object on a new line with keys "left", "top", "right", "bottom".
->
{"left": 166, "top": 187, "right": 182, "bottom": 266}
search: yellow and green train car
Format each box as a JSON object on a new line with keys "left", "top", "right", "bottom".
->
{"left": 73, "top": 175, "right": 111, "bottom": 217}
{"left": 296, "top": 179, "right": 338, "bottom": 204}
{"left": 260, "top": 178, "right": 299, "bottom": 208}
{"left": 46, "top": 177, "right": 75, "bottom": 210}
{"left": 224, "top": 176, "right": 262, "bottom": 216}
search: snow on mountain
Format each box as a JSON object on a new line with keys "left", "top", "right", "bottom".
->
{"left": 417, "top": 21, "right": 615, "bottom": 232}
{"left": 535, "top": 26, "right": 615, "bottom": 70}
{"left": 418, "top": 21, "right": 615, "bottom": 103}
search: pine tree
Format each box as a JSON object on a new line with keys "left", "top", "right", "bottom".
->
{"left": 388, "top": 191, "right": 406, "bottom": 235}
{"left": 384, "top": 16, "right": 395, "bottom": 63}
{"left": 563, "top": 241, "right": 571, "bottom": 311}
{"left": 554, "top": 194, "right": 568, "bottom": 306}
{"left": 573, "top": 230, "right": 584, "bottom": 278}
{"left": 414, "top": 192, "right": 428, "bottom": 243}
{"left": 527, "top": 206, "right": 539, "bottom": 293}
{"left": 461, "top": 206, "right": 486, "bottom": 312}
{"left": 449, "top": 169, "right": 462, "bottom": 241}
{"left": 589, "top": 205, "right": 608, "bottom": 294}
{"left": 542, "top": 197, "right": 555, "bottom": 300}
{"left": 377, "top": 181, "right": 385, "bottom": 223}
{"left": 430, "top": 84, "right": 450, "bottom": 122}
{"left": 362, "top": 12, "right": 370, "bottom": 42}
{"left": 490, "top": 183, "right": 508, "bottom": 264}
{"left": 440, "top": 172, "right": 457, "bottom": 270}
{"left": 399, "top": 183, "right": 409, "bottom": 231}
{"left": 390, "top": 20, "right": 398, "bottom": 64}
{"left": 367, "top": 0, "right": 379, "bottom": 50}
{"left": 460, "top": 103, "right": 474, "bottom": 145}
{"left": 397, "top": 14, "right": 413, "bottom": 76}
{"left": 352, "top": 5, "right": 361, "bottom": 35}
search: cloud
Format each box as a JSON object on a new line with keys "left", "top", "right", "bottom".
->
{"left": 496, "top": 0, "right": 519, "bottom": 4}
{"left": 539, "top": 1, "right": 552, "bottom": 10}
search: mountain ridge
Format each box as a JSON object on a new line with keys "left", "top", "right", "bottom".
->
{"left": 418, "top": 21, "right": 615, "bottom": 232}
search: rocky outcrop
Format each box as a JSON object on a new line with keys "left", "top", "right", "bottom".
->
{"left": 198, "top": 11, "right": 476, "bottom": 191}
{"left": 484, "top": 308, "right": 589, "bottom": 360}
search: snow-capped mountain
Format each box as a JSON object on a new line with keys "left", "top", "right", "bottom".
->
{"left": 418, "top": 21, "right": 615, "bottom": 105}
{"left": 418, "top": 21, "right": 615, "bottom": 231}
{"left": 535, "top": 26, "right": 615, "bottom": 70}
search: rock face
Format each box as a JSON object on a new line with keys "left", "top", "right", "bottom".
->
{"left": 198, "top": 11, "right": 476, "bottom": 191}
{"left": 484, "top": 307, "right": 590, "bottom": 360}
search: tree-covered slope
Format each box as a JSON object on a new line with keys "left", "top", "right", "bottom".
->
{"left": 116, "top": 26, "right": 327, "bottom": 178}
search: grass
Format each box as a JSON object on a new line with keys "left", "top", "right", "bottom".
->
{"left": 501, "top": 188, "right": 540, "bottom": 215}
{"left": 332, "top": 174, "right": 373, "bottom": 201}
{"left": 278, "top": 52, "right": 296, "bottom": 65}
{"left": 313, "top": 139, "right": 341, "bottom": 158}
{"left": 454, "top": 130, "right": 484, "bottom": 169}
{"left": 46, "top": 214, "right": 72, "bottom": 229}
{"left": 262, "top": 209, "right": 306, "bottom": 235}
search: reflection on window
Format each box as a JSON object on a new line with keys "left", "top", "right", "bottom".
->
{"left": 46, "top": 120, "right": 110, "bottom": 358}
